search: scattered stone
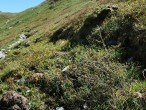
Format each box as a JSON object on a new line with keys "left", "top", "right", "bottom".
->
{"left": 8, "top": 27, "right": 13, "bottom": 29}
{"left": 107, "top": 5, "right": 118, "bottom": 11}
{"left": 0, "top": 91, "right": 29, "bottom": 110}
{"left": 62, "top": 66, "right": 69, "bottom": 73}
{"left": 16, "top": 79, "right": 21, "bottom": 83}
{"left": 44, "top": 70, "right": 50, "bottom": 73}
{"left": 142, "top": 69, "right": 146, "bottom": 79}
{"left": 26, "top": 90, "right": 31, "bottom": 93}
{"left": 83, "top": 103, "right": 88, "bottom": 110}
{"left": 20, "top": 33, "right": 27, "bottom": 39}
{"left": 96, "top": 26, "right": 103, "bottom": 31}
{"left": 1, "top": 49, "right": 5, "bottom": 51}
{"left": 16, "top": 77, "right": 29, "bottom": 83}
{"left": 11, "top": 104, "right": 21, "bottom": 110}
{"left": 25, "top": 41, "right": 31, "bottom": 47}
{"left": 16, "top": 87, "right": 30, "bottom": 94}
{"left": 127, "top": 57, "right": 134, "bottom": 62}
{"left": 134, "top": 92, "right": 143, "bottom": 98}
{"left": 56, "top": 107, "right": 64, "bottom": 110}
{"left": 4, "top": 52, "right": 8, "bottom": 54}
{"left": 23, "top": 77, "right": 29, "bottom": 83}
{"left": 9, "top": 33, "right": 28, "bottom": 49}
{"left": 0, "top": 50, "right": 6, "bottom": 59}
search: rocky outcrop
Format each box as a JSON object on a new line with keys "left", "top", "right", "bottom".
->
{"left": 9, "top": 33, "right": 28, "bottom": 49}
{"left": 0, "top": 33, "right": 28, "bottom": 60}
{"left": 0, "top": 91, "right": 29, "bottom": 110}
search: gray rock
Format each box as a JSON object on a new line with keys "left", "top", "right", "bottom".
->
{"left": 9, "top": 33, "right": 28, "bottom": 49}
{"left": 8, "top": 27, "right": 13, "bottom": 29}
{"left": 83, "top": 103, "right": 88, "bottom": 110}
{"left": 1, "top": 49, "right": 5, "bottom": 51}
{"left": 56, "top": 107, "right": 64, "bottom": 110}
{"left": 62, "top": 66, "right": 69, "bottom": 73}
{"left": 142, "top": 69, "right": 146, "bottom": 79}
{"left": 16, "top": 79, "right": 21, "bottom": 83}
{"left": 44, "top": 70, "right": 50, "bottom": 73}
{"left": 127, "top": 57, "right": 133, "bottom": 62}
{"left": 23, "top": 77, "right": 29, "bottom": 83}
{"left": 0, "top": 51, "right": 6, "bottom": 59}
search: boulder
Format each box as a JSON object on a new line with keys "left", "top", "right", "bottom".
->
{"left": 0, "top": 91, "right": 29, "bottom": 110}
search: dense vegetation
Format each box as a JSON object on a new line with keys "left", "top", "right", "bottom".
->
{"left": 0, "top": 0, "right": 145, "bottom": 109}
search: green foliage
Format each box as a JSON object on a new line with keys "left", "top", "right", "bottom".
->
{"left": 0, "top": 0, "right": 145, "bottom": 109}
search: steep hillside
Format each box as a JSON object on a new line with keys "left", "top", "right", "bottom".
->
{"left": 0, "top": 12, "right": 16, "bottom": 23}
{"left": 0, "top": 0, "right": 145, "bottom": 110}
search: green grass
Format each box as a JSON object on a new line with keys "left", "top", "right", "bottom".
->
{"left": 0, "top": 0, "right": 145, "bottom": 109}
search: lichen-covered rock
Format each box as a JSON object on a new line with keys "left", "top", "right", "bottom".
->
{"left": 0, "top": 91, "right": 29, "bottom": 110}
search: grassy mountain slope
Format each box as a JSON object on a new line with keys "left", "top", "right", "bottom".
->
{"left": 0, "top": 12, "right": 16, "bottom": 23}
{"left": 0, "top": 0, "right": 146, "bottom": 109}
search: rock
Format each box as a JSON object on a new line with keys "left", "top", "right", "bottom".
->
{"left": 56, "top": 107, "right": 64, "bottom": 110}
{"left": 142, "top": 69, "right": 146, "bottom": 79}
{"left": 20, "top": 33, "right": 27, "bottom": 39}
{"left": 0, "top": 91, "right": 29, "bottom": 110}
{"left": 107, "top": 5, "right": 118, "bottom": 11}
{"left": 44, "top": 70, "right": 50, "bottom": 73}
{"left": 8, "top": 27, "right": 13, "bottom": 29}
{"left": 16, "top": 77, "right": 29, "bottom": 83}
{"left": 16, "top": 79, "right": 21, "bottom": 83}
{"left": 0, "top": 51, "right": 6, "bottom": 59}
{"left": 1, "top": 49, "right": 5, "bottom": 51}
{"left": 23, "top": 77, "right": 29, "bottom": 83}
{"left": 16, "top": 87, "right": 30, "bottom": 94}
{"left": 9, "top": 33, "right": 28, "bottom": 49}
{"left": 11, "top": 104, "right": 21, "bottom": 110}
{"left": 134, "top": 92, "right": 143, "bottom": 98}
{"left": 26, "top": 90, "right": 31, "bottom": 93}
{"left": 24, "top": 41, "right": 31, "bottom": 47}
{"left": 4, "top": 52, "right": 8, "bottom": 54}
{"left": 83, "top": 103, "right": 88, "bottom": 110}
{"left": 62, "top": 66, "right": 69, "bottom": 73}
{"left": 127, "top": 57, "right": 134, "bottom": 62}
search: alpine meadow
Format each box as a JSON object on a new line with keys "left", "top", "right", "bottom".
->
{"left": 0, "top": 0, "right": 145, "bottom": 110}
